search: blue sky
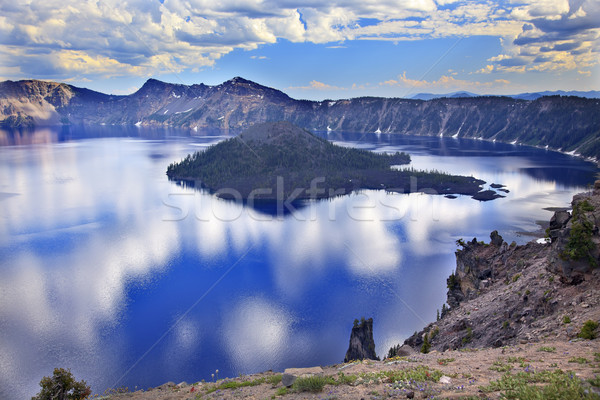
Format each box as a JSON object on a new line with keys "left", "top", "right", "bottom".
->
{"left": 1, "top": 0, "right": 598, "bottom": 100}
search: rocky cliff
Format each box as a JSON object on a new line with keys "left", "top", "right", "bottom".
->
{"left": 1, "top": 77, "right": 600, "bottom": 160}
{"left": 344, "top": 317, "right": 379, "bottom": 362}
{"left": 403, "top": 187, "right": 600, "bottom": 353}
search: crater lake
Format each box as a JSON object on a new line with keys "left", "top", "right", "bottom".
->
{"left": 0, "top": 125, "right": 597, "bottom": 399}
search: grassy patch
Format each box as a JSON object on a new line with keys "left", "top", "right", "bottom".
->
{"left": 506, "top": 356, "right": 527, "bottom": 364}
{"left": 266, "top": 375, "right": 282, "bottom": 386}
{"left": 359, "top": 365, "right": 443, "bottom": 385}
{"left": 292, "top": 375, "right": 333, "bottom": 393}
{"left": 537, "top": 346, "right": 556, "bottom": 353}
{"left": 569, "top": 357, "right": 589, "bottom": 364}
{"left": 275, "top": 386, "right": 288, "bottom": 396}
{"left": 336, "top": 372, "right": 358, "bottom": 385}
{"left": 204, "top": 375, "right": 279, "bottom": 394}
{"left": 481, "top": 369, "right": 600, "bottom": 400}
{"left": 437, "top": 357, "right": 456, "bottom": 366}
{"left": 490, "top": 359, "right": 513, "bottom": 373}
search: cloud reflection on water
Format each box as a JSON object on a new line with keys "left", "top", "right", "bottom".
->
{"left": 0, "top": 134, "right": 594, "bottom": 399}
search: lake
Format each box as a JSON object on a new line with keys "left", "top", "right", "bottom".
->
{"left": 0, "top": 125, "right": 597, "bottom": 399}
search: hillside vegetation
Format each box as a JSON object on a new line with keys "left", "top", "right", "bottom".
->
{"left": 166, "top": 121, "right": 486, "bottom": 200}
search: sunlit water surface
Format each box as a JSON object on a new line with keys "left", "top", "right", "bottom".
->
{"left": 0, "top": 126, "right": 596, "bottom": 399}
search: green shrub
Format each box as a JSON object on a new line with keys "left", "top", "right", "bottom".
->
{"left": 292, "top": 375, "right": 331, "bottom": 393}
{"left": 447, "top": 272, "right": 458, "bottom": 289}
{"left": 537, "top": 346, "right": 556, "bottom": 353}
{"left": 32, "top": 368, "right": 91, "bottom": 400}
{"left": 561, "top": 200, "right": 597, "bottom": 267}
{"left": 275, "top": 386, "right": 288, "bottom": 396}
{"left": 421, "top": 333, "right": 431, "bottom": 353}
{"left": 578, "top": 320, "right": 599, "bottom": 340}
{"left": 563, "top": 315, "right": 571, "bottom": 324}
{"left": 462, "top": 327, "right": 473, "bottom": 345}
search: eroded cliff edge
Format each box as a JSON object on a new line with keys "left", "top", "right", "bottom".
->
{"left": 403, "top": 184, "right": 600, "bottom": 353}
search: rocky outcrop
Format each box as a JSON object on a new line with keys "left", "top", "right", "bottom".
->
{"left": 547, "top": 187, "right": 600, "bottom": 282}
{"left": 399, "top": 188, "right": 600, "bottom": 354}
{"left": 2, "top": 78, "right": 600, "bottom": 160}
{"left": 344, "top": 318, "right": 379, "bottom": 362}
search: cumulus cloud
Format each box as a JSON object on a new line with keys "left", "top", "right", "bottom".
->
{"left": 0, "top": 0, "right": 598, "bottom": 82}
{"left": 288, "top": 80, "right": 346, "bottom": 91}
{"left": 381, "top": 71, "right": 510, "bottom": 91}
{"left": 490, "top": 0, "right": 600, "bottom": 73}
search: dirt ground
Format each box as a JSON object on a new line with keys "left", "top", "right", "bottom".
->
{"left": 107, "top": 338, "right": 599, "bottom": 400}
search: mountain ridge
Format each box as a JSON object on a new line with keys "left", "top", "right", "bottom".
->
{"left": 1, "top": 78, "right": 599, "bottom": 160}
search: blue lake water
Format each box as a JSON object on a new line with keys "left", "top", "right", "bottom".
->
{"left": 0, "top": 126, "right": 597, "bottom": 399}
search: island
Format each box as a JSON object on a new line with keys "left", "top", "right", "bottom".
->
{"left": 166, "top": 121, "right": 489, "bottom": 202}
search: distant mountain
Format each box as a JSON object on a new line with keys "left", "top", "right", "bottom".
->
{"left": 411, "top": 91, "right": 478, "bottom": 100}
{"left": 1, "top": 77, "right": 599, "bottom": 160}
{"left": 412, "top": 90, "right": 600, "bottom": 100}
{"left": 510, "top": 90, "right": 600, "bottom": 100}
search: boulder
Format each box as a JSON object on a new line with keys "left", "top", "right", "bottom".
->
{"left": 281, "top": 366, "right": 324, "bottom": 387}
{"left": 549, "top": 210, "right": 571, "bottom": 231}
{"left": 490, "top": 230, "right": 504, "bottom": 247}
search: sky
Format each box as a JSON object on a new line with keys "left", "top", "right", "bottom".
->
{"left": 0, "top": 0, "right": 599, "bottom": 100}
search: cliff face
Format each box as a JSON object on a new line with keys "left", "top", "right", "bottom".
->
{"left": 403, "top": 187, "right": 600, "bottom": 353}
{"left": 344, "top": 318, "right": 379, "bottom": 362}
{"left": 1, "top": 78, "right": 600, "bottom": 160}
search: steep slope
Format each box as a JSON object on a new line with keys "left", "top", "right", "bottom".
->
{"left": 1, "top": 77, "right": 599, "bottom": 159}
{"left": 401, "top": 187, "right": 600, "bottom": 353}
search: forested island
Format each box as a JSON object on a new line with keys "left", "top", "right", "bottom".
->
{"left": 167, "top": 121, "right": 490, "bottom": 201}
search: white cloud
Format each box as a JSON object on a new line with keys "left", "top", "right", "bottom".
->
{"left": 381, "top": 71, "right": 510, "bottom": 91}
{"left": 0, "top": 0, "right": 598, "bottom": 81}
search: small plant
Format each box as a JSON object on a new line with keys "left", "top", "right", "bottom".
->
{"left": 489, "top": 360, "right": 513, "bottom": 372}
{"left": 568, "top": 357, "right": 589, "bottom": 364}
{"left": 421, "top": 333, "right": 431, "bottom": 353}
{"left": 267, "top": 375, "right": 282, "bottom": 385}
{"left": 430, "top": 327, "right": 440, "bottom": 340}
{"left": 503, "top": 320, "right": 510, "bottom": 329}
{"left": 506, "top": 356, "right": 527, "bottom": 364}
{"left": 462, "top": 327, "right": 473, "bottom": 345}
{"left": 563, "top": 315, "right": 571, "bottom": 324}
{"left": 447, "top": 272, "right": 459, "bottom": 289}
{"left": 275, "top": 386, "right": 288, "bottom": 396}
{"left": 32, "top": 368, "right": 91, "bottom": 400}
{"left": 438, "top": 357, "right": 455, "bottom": 366}
{"left": 538, "top": 346, "right": 556, "bottom": 353}
{"left": 578, "top": 320, "right": 599, "bottom": 340}
{"left": 336, "top": 372, "right": 358, "bottom": 385}
{"left": 549, "top": 275, "right": 554, "bottom": 283}
{"left": 512, "top": 273, "right": 521, "bottom": 282}
{"left": 525, "top": 289, "right": 531, "bottom": 296}
{"left": 292, "top": 375, "right": 330, "bottom": 393}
